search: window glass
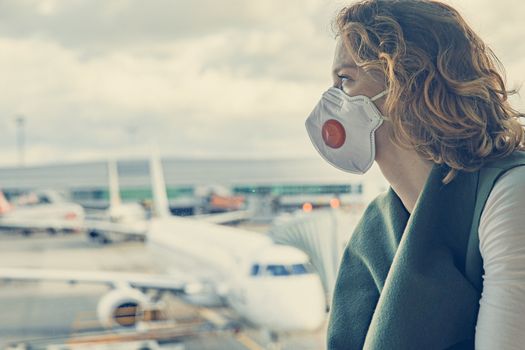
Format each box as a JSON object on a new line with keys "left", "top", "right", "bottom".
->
{"left": 290, "top": 264, "right": 310, "bottom": 275}
{"left": 266, "top": 264, "right": 290, "bottom": 276}
{"left": 0, "top": 1, "right": 511, "bottom": 348}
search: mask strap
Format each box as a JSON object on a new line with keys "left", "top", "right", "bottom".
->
{"left": 370, "top": 90, "right": 390, "bottom": 121}
{"left": 371, "top": 90, "right": 388, "bottom": 101}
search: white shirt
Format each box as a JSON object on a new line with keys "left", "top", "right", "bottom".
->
{"left": 475, "top": 165, "right": 525, "bottom": 349}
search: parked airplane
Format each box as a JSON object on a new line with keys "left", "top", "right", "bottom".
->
{"left": 0, "top": 161, "right": 148, "bottom": 241}
{"left": 85, "top": 160, "right": 254, "bottom": 244}
{"left": 0, "top": 189, "right": 85, "bottom": 235}
{"left": 0, "top": 154, "right": 327, "bottom": 335}
{"left": 84, "top": 160, "right": 148, "bottom": 244}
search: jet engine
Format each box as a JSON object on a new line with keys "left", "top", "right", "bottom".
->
{"left": 97, "top": 288, "right": 153, "bottom": 328}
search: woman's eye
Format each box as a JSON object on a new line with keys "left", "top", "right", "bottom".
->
{"left": 339, "top": 75, "right": 353, "bottom": 85}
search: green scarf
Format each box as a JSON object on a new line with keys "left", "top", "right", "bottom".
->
{"left": 328, "top": 151, "right": 525, "bottom": 350}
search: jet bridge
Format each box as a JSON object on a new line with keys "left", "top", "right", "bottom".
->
{"left": 268, "top": 208, "right": 358, "bottom": 303}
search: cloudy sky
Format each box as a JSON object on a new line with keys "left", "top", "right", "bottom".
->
{"left": 0, "top": 0, "right": 523, "bottom": 167}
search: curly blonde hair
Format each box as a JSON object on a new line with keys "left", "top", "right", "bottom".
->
{"left": 335, "top": 0, "right": 525, "bottom": 183}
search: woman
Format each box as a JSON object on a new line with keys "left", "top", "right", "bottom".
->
{"left": 305, "top": 0, "right": 525, "bottom": 349}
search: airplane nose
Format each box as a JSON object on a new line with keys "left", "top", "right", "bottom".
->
{"left": 278, "top": 275, "right": 327, "bottom": 331}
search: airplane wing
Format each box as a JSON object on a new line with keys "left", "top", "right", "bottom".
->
{"left": 82, "top": 209, "right": 254, "bottom": 242}
{"left": 83, "top": 219, "right": 148, "bottom": 238}
{"left": 194, "top": 210, "right": 254, "bottom": 225}
{"left": 0, "top": 217, "right": 83, "bottom": 232}
{"left": 0, "top": 267, "right": 205, "bottom": 294}
{"left": 0, "top": 217, "right": 147, "bottom": 243}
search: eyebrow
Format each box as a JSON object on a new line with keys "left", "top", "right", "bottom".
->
{"left": 332, "top": 63, "right": 358, "bottom": 75}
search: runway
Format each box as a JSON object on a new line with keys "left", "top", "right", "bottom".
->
{"left": 0, "top": 232, "right": 326, "bottom": 349}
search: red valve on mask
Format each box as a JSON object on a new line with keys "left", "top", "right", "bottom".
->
{"left": 322, "top": 119, "right": 346, "bottom": 149}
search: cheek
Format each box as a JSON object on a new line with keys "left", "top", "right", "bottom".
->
{"left": 374, "top": 122, "right": 394, "bottom": 159}
{"left": 376, "top": 99, "right": 388, "bottom": 118}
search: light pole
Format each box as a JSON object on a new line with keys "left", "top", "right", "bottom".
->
{"left": 15, "top": 115, "right": 25, "bottom": 167}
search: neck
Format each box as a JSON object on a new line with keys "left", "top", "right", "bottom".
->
{"left": 377, "top": 147, "right": 434, "bottom": 214}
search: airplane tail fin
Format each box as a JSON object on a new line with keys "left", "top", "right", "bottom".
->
{"left": 149, "top": 151, "right": 171, "bottom": 219}
{"left": 108, "top": 160, "right": 122, "bottom": 209}
{"left": 0, "top": 190, "right": 13, "bottom": 215}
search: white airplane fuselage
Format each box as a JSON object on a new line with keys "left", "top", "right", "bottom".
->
{"left": 147, "top": 215, "right": 327, "bottom": 332}
{"left": 0, "top": 201, "right": 85, "bottom": 233}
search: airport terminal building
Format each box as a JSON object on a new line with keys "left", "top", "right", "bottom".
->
{"left": 0, "top": 157, "right": 379, "bottom": 216}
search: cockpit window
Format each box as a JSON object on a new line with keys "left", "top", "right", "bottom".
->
{"left": 266, "top": 264, "right": 289, "bottom": 276}
{"left": 250, "top": 263, "right": 314, "bottom": 277}
{"left": 290, "top": 263, "right": 311, "bottom": 275}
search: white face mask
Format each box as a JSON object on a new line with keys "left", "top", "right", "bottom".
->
{"left": 305, "top": 87, "right": 388, "bottom": 174}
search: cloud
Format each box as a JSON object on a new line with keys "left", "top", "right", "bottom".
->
{"left": 0, "top": 0, "right": 522, "bottom": 166}
{"left": 0, "top": 0, "right": 338, "bottom": 51}
{"left": 0, "top": 32, "right": 331, "bottom": 165}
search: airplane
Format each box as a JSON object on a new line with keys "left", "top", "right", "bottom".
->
{"left": 84, "top": 160, "right": 254, "bottom": 244}
{"left": 0, "top": 189, "right": 85, "bottom": 235}
{"left": 0, "top": 161, "right": 148, "bottom": 241}
{"left": 84, "top": 160, "right": 149, "bottom": 244}
{"left": 0, "top": 154, "right": 327, "bottom": 337}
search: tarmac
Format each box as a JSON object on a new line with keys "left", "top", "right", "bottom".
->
{"left": 0, "top": 231, "right": 326, "bottom": 350}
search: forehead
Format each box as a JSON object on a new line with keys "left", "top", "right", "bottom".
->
{"left": 332, "top": 38, "right": 358, "bottom": 72}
